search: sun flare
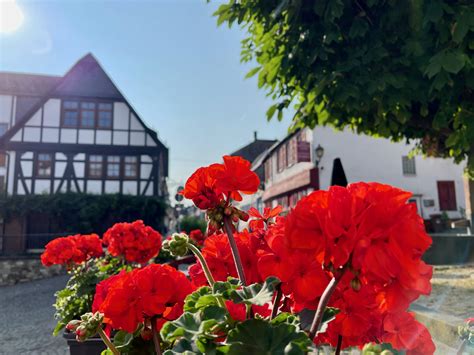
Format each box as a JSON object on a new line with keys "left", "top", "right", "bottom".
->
{"left": 0, "top": 0, "right": 24, "bottom": 34}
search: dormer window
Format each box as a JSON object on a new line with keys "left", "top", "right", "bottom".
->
{"left": 61, "top": 100, "right": 113, "bottom": 129}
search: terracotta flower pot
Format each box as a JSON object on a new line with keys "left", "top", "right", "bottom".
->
{"left": 63, "top": 332, "right": 106, "bottom": 355}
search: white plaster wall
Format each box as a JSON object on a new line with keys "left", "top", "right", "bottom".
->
{"left": 96, "top": 130, "right": 112, "bottom": 145}
{"left": 130, "top": 132, "right": 145, "bottom": 146}
{"left": 140, "top": 164, "right": 152, "bottom": 179}
{"left": 113, "top": 103, "right": 128, "bottom": 130}
{"left": 74, "top": 162, "right": 85, "bottom": 178}
{"left": 24, "top": 127, "right": 41, "bottom": 142}
{"left": 78, "top": 129, "right": 94, "bottom": 144}
{"left": 27, "top": 109, "right": 42, "bottom": 126}
{"left": 113, "top": 131, "right": 128, "bottom": 145}
{"left": 6, "top": 152, "right": 15, "bottom": 194}
{"left": 55, "top": 162, "right": 67, "bottom": 178}
{"left": 86, "top": 180, "right": 102, "bottom": 194}
{"left": 42, "top": 128, "right": 59, "bottom": 143}
{"left": 105, "top": 181, "right": 120, "bottom": 193}
{"left": 35, "top": 180, "right": 50, "bottom": 194}
{"left": 312, "top": 126, "right": 466, "bottom": 219}
{"left": 130, "top": 113, "right": 143, "bottom": 130}
{"left": 43, "top": 99, "right": 61, "bottom": 127}
{"left": 123, "top": 181, "right": 137, "bottom": 195}
{"left": 60, "top": 129, "right": 76, "bottom": 143}
{"left": 20, "top": 161, "right": 33, "bottom": 177}
{"left": 0, "top": 95, "right": 12, "bottom": 123}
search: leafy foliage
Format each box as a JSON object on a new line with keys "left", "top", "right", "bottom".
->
{"left": 0, "top": 193, "right": 167, "bottom": 234}
{"left": 214, "top": 0, "right": 474, "bottom": 175}
{"left": 179, "top": 216, "right": 207, "bottom": 234}
{"left": 53, "top": 257, "right": 127, "bottom": 335}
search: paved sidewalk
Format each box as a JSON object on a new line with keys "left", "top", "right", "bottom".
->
{"left": 0, "top": 275, "right": 69, "bottom": 355}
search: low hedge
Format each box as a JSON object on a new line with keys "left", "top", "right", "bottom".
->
{"left": 0, "top": 193, "right": 168, "bottom": 235}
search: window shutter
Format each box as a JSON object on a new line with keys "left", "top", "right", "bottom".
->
{"left": 297, "top": 141, "right": 311, "bottom": 162}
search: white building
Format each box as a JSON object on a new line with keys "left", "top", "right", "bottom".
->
{"left": 255, "top": 127, "right": 467, "bottom": 221}
{"left": 0, "top": 54, "right": 168, "bottom": 197}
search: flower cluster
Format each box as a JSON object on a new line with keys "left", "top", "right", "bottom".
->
{"left": 103, "top": 220, "right": 162, "bottom": 264}
{"left": 259, "top": 183, "right": 434, "bottom": 353}
{"left": 188, "top": 230, "right": 264, "bottom": 287}
{"left": 41, "top": 234, "right": 103, "bottom": 267}
{"left": 93, "top": 264, "right": 193, "bottom": 333}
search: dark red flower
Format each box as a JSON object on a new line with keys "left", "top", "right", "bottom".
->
{"left": 103, "top": 220, "right": 162, "bottom": 264}
{"left": 189, "top": 229, "right": 206, "bottom": 246}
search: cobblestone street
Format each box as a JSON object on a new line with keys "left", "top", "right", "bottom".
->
{"left": 0, "top": 275, "right": 69, "bottom": 355}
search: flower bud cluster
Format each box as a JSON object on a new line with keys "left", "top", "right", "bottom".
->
{"left": 163, "top": 233, "right": 190, "bottom": 257}
{"left": 66, "top": 312, "right": 104, "bottom": 342}
{"left": 207, "top": 201, "right": 249, "bottom": 233}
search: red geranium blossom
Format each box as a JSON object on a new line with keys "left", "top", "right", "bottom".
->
{"left": 103, "top": 220, "right": 162, "bottom": 264}
{"left": 41, "top": 234, "right": 103, "bottom": 267}
{"left": 95, "top": 264, "right": 193, "bottom": 333}
{"left": 189, "top": 230, "right": 263, "bottom": 287}
{"left": 248, "top": 205, "right": 283, "bottom": 230}
{"left": 181, "top": 156, "right": 260, "bottom": 210}
{"left": 189, "top": 229, "right": 206, "bottom": 246}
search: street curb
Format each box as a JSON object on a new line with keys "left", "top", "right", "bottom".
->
{"left": 411, "top": 303, "right": 461, "bottom": 350}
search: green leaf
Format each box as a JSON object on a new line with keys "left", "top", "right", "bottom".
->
{"left": 245, "top": 67, "right": 261, "bottom": 79}
{"left": 212, "top": 278, "right": 240, "bottom": 298}
{"left": 453, "top": 11, "right": 474, "bottom": 44}
{"left": 266, "top": 104, "right": 278, "bottom": 121}
{"left": 113, "top": 330, "right": 135, "bottom": 350}
{"left": 184, "top": 287, "right": 216, "bottom": 313}
{"left": 223, "top": 319, "right": 311, "bottom": 355}
{"left": 230, "top": 277, "right": 280, "bottom": 306}
{"left": 441, "top": 51, "right": 466, "bottom": 74}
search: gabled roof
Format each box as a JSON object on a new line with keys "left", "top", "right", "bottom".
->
{"left": 230, "top": 132, "right": 277, "bottom": 164}
{"left": 0, "top": 72, "right": 60, "bottom": 96}
{"left": 0, "top": 53, "right": 167, "bottom": 156}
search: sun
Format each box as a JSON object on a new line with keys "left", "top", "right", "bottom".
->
{"left": 0, "top": 0, "right": 24, "bottom": 34}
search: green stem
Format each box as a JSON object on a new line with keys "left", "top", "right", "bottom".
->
{"left": 335, "top": 335, "right": 343, "bottom": 355}
{"left": 97, "top": 327, "right": 120, "bottom": 355}
{"left": 188, "top": 243, "right": 216, "bottom": 286}
{"left": 187, "top": 243, "right": 226, "bottom": 309}
{"left": 223, "top": 217, "right": 247, "bottom": 286}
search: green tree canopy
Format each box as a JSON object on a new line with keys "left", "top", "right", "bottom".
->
{"left": 214, "top": 0, "right": 474, "bottom": 175}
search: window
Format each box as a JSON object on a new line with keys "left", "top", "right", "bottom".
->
{"left": 80, "top": 102, "right": 96, "bottom": 128}
{"left": 36, "top": 153, "right": 53, "bottom": 177}
{"left": 437, "top": 181, "right": 457, "bottom": 211}
{"left": 107, "top": 156, "right": 120, "bottom": 178}
{"left": 62, "top": 101, "right": 79, "bottom": 127}
{"left": 0, "top": 123, "right": 8, "bottom": 136}
{"left": 88, "top": 155, "right": 103, "bottom": 178}
{"left": 62, "top": 100, "right": 113, "bottom": 129}
{"left": 402, "top": 156, "right": 416, "bottom": 175}
{"left": 124, "top": 156, "right": 138, "bottom": 178}
{"left": 98, "top": 103, "right": 113, "bottom": 129}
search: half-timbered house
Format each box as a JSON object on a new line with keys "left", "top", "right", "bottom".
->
{"left": 0, "top": 53, "right": 168, "bottom": 197}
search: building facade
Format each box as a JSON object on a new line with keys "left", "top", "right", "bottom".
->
{"left": 256, "top": 127, "right": 467, "bottom": 222}
{"left": 0, "top": 54, "right": 168, "bottom": 197}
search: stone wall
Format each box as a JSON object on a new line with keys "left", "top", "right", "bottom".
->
{"left": 0, "top": 258, "right": 64, "bottom": 286}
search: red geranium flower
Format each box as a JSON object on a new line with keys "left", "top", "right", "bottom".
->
{"left": 189, "top": 229, "right": 206, "bottom": 246}
{"left": 95, "top": 264, "right": 193, "bottom": 333}
{"left": 214, "top": 155, "right": 260, "bottom": 201}
{"left": 248, "top": 205, "right": 282, "bottom": 230}
{"left": 181, "top": 156, "right": 260, "bottom": 210}
{"left": 181, "top": 164, "right": 224, "bottom": 210}
{"left": 103, "top": 220, "right": 162, "bottom": 264}
{"left": 40, "top": 234, "right": 103, "bottom": 267}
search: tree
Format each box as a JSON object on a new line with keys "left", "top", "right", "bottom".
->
{"left": 214, "top": 0, "right": 474, "bottom": 175}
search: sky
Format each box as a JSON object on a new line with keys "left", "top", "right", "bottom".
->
{"left": 0, "top": 0, "right": 294, "bottom": 194}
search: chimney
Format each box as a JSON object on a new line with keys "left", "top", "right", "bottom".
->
{"left": 254, "top": 131, "right": 257, "bottom": 141}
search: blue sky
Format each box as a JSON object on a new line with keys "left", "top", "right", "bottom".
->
{"left": 0, "top": 0, "right": 293, "bottom": 192}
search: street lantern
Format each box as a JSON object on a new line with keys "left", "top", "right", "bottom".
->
{"left": 315, "top": 144, "right": 324, "bottom": 167}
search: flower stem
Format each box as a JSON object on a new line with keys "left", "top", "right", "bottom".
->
{"left": 335, "top": 335, "right": 343, "bottom": 355}
{"left": 151, "top": 318, "right": 162, "bottom": 355}
{"left": 97, "top": 327, "right": 119, "bottom": 355}
{"left": 223, "top": 217, "right": 247, "bottom": 286}
{"left": 187, "top": 242, "right": 226, "bottom": 309}
{"left": 188, "top": 243, "right": 216, "bottom": 286}
{"left": 308, "top": 272, "right": 344, "bottom": 340}
{"left": 271, "top": 283, "right": 282, "bottom": 320}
